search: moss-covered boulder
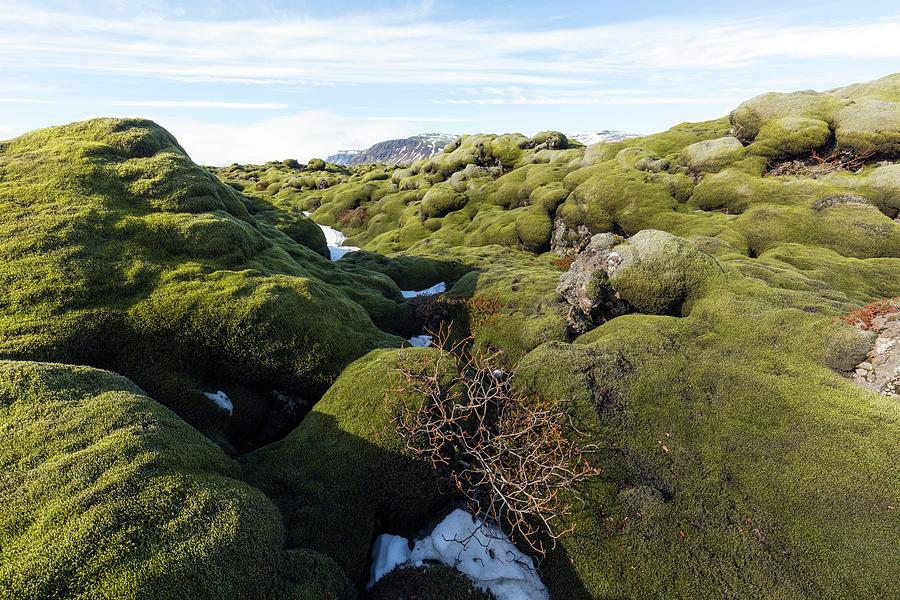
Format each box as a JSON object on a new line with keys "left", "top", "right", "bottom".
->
{"left": 833, "top": 100, "right": 900, "bottom": 154}
{"left": 269, "top": 550, "right": 357, "bottom": 600}
{"left": 864, "top": 163, "right": 900, "bottom": 218}
{"left": 0, "top": 360, "right": 287, "bottom": 599}
{"left": 681, "top": 136, "right": 746, "bottom": 172}
{"left": 514, "top": 206, "right": 553, "bottom": 251}
{"left": 530, "top": 130, "right": 569, "bottom": 150}
{"left": 368, "top": 565, "right": 494, "bottom": 600}
{"left": 749, "top": 116, "right": 831, "bottom": 158}
{"left": 730, "top": 90, "right": 847, "bottom": 142}
{"left": 608, "top": 230, "right": 722, "bottom": 315}
{"left": 421, "top": 185, "right": 468, "bottom": 218}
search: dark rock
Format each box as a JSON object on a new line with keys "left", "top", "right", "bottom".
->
{"left": 550, "top": 216, "right": 593, "bottom": 255}
{"left": 557, "top": 233, "right": 630, "bottom": 335}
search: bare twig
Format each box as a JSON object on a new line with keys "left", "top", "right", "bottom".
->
{"left": 394, "top": 327, "right": 599, "bottom": 555}
{"left": 766, "top": 147, "right": 876, "bottom": 178}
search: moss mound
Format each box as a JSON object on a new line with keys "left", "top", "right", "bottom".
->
{"left": 608, "top": 230, "right": 722, "bottom": 315}
{"left": 750, "top": 116, "right": 831, "bottom": 159}
{"left": 242, "top": 349, "right": 446, "bottom": 584}
{"left": 681, "top": 136, "right": 745, "bottom": 172}
{"left": 0, "top": 118, "right": 404, "bottom": 443}
{"left": 367, "top": 565, "right": 494, "bottom": 600}
{"left": 270, "top": 549, "right": 357, "bottom": 600}
{"left": 833, "top": 100, "right": 900, "bottom": 154}
{"left": 0, "top": 360, "right": 287, "bottom": 599}
{"left": 513, "top": 254, "right": 900, "bottom": 599}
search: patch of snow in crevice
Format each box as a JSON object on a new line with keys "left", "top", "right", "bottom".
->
{"left": 367, "top": 534, "right": 412, "bottom": 590}
{"left": 303, "top": 211, "right": 359, "bottom": 261}
{"left": 203, "top": 390, "right": 233, "bottom": 416}
{"left": 401, "top": 282, "right": 446, "bottom": 299}
{"left": 407, "top": 334, "right": 433, "bottom": 347}
{"left": 368, "top": 509, "right": 549, "bottom": 600}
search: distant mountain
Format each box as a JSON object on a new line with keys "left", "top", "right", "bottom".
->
{"left": 570, "top": 130, "right": 639, "bottom": 145}
{"left": 327, "top": 133, "right": 458, "bottom": 166}
{"left": 327, "top": 130, "right": 638, "bottom": 166}
{"left": 325, "top": 149, "right": 363, "bottom": 165}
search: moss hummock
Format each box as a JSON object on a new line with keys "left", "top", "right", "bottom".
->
{"left": 0, "top": 361, "right": 286, "bottom": 599}
{"left": 0, "top": 118, "right": 403, "bottom": 443}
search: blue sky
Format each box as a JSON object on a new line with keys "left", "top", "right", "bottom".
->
{"left": 2, "top": 0, "right": 899, "bottom": 164}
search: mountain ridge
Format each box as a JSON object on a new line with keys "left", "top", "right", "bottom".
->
{"left": 327, "top": 130, "right": 639, "bottom": 166}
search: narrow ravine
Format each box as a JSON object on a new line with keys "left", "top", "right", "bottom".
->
{"left": 302, "top": 214, "right": 549, "bottom": 598}
{"left": 303, "top": 213, "right": 445, "bottom": 348}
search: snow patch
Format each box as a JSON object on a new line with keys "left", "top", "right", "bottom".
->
{"left": 303, "top": 211, "right": 359, "bottom": 261}
{"left": 367, "top": 534, "right": 412, "bottom": 590}
{"left": 203, "top": 390, "right": 233, "bottom": 416}
{"left": 401, "top": 282, "right": 446, "bottom": 299}
{"left": 407, "top": 335, "right": 433, "bottom": 347}
{"left": 368, "top": 509, "right": 549, "bottom": 600}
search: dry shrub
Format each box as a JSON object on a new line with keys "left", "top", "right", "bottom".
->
{"left": 551, "top": 255, "right": 576, "bottom": 271}
{"left": 766, "top": 147, "right": 875, "bottom": 178}
{"left": 395, "top": 329, "right": 599, "bottom": 555}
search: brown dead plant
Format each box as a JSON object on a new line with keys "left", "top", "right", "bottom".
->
{"left": 394, "top": 327, "right": 599, "bottom": 555}
{"left": 766, "top": 147, "right": 876, "bottom": 178}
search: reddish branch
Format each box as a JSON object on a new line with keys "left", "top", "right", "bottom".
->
{"left": 394, "top": 328, "right": 599, "bottom": 555}
{"left": 766, "top": 147, "right": 876, "bottom": 178}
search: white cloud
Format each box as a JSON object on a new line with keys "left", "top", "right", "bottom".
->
{"left": 108, "top": 100, "right": 293, "bottom": 109}
{"left": 1, "top": 4, "right": 897, "bottom": 87}
{"left": 156, "top": 109, "right": 442, "bottom": 166}
{"left": 433, "top": 93, "right": 742, "bottom": 106}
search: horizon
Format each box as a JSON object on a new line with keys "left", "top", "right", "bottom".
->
{"left": 3, "top": 0, "right": 900, "bottom": 165}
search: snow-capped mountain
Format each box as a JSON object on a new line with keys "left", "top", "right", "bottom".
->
{"left": 569, "top": 130, "right": 639, "bottom": 145}
{"left": 324, "top": 149, "right": 363, "bottom": 165}
{"left": 327, "top": 133, "right": 458, "bottom": 166}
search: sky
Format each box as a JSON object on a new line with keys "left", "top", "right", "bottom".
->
{"left": 2, "top": 0, "right": 900, "bottom": 165}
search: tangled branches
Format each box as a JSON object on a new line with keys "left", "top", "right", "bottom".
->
{"left": 766, "top": 147, "right": 876, "bottom": 178}
{"left": 394, "top": 329, "right": 599, "bottom": 555}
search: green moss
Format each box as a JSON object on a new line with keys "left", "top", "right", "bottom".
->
{"left": 530, "top": 181, "right": 570, "bottom": 210}
{"left": 749, "top": 116, "right": 831, "bottom": 158}
{"left": 0, "top": 118, "right": 403, "bottom": 443}
{"left": 832, "top": 72, "right": 900, "bottom": 103}
{"left": 489, "top": 134, "right": 528, "bottom": 168}
{"left": 657, "top": 172, "right": 695, "bottom": 203}
{"left": 368, "top": 565, "right": 494, "bottom": 600}
{"left": 513, "top": 260, "right": 900, "bottom": 599}
{"left": 863, "top": 163, "right": 900, "bottom": 217}
{"left": 530, "top": 130, "right": 569, "bottom": 150}
{"left": 514, "top": 206, "right": 553, "bottom": 251}
{"left": 0, "top": 361, "right": 286, "bottom": 599}
{"left": 241, "top": 349, "right": 446, "bottom": 584}
{"left": 731, "top": 91, "right": 847, "bottom": 142}
{"left": 608, "top": 230, "right": 723, "bottom": 315}
{"left": 421, "top": 185, "right": 468, "bottom": 218}
{"left": 680, "top": 136, "right": 746, "bottom": 172}
{"left": 270, "top": 549, "right": 357, "bottom": 600}
{"left": 833, "top": 100, "right": 900, "bottom": 154}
